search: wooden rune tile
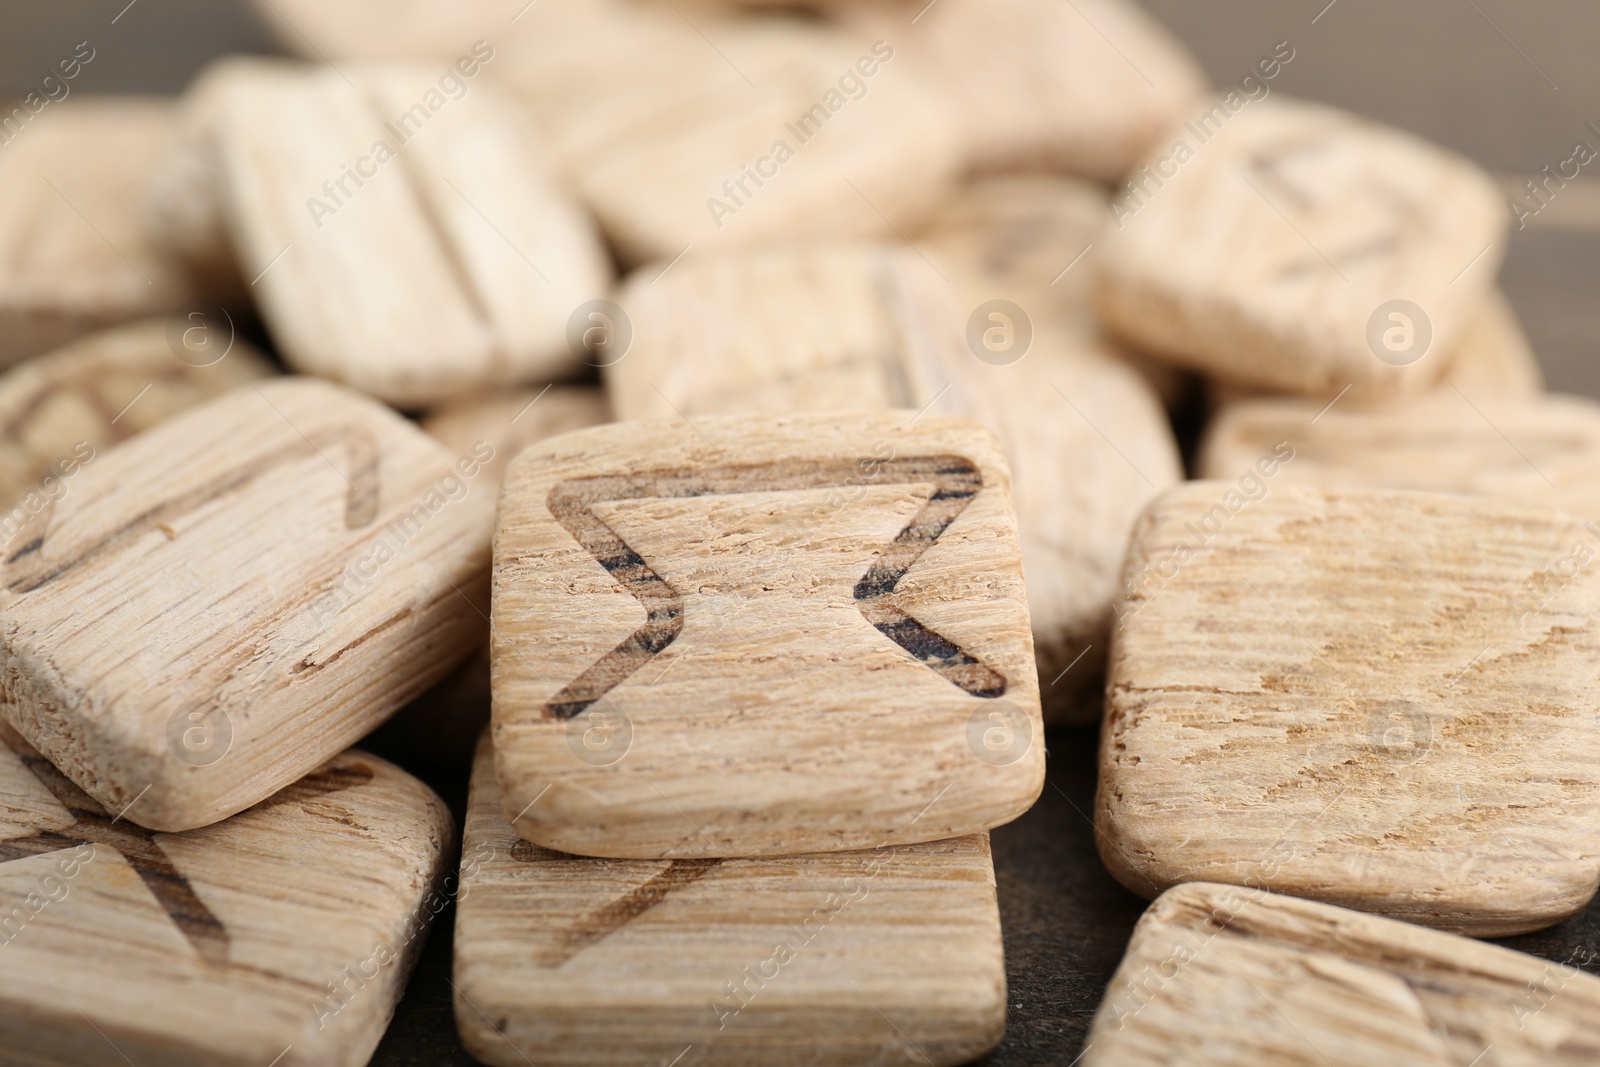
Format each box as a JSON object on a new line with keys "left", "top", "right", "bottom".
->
{"left": 1198, "top": 392, "right": 1600, "bottom": 520}
{"left": 0, "top": 378, "right": 494, "bottom": 832}
{"left": 605, "top": 242, "right": 1181, "bottom": 726}
{"left": 454, "top": 733, "right": 1006, "bottom": 1067}
{"left": 1098, "top": 96, "right": 1506, "bottom": 402}
{"left": 0, "top": 728, "right": 453, "bottom": 1067}
{"left": 0, "top": 319, "right": 274, "bottom": 514}
{"left": 493, "top": 2, "right": 961, "bottom": 265}
{"left": 0, "top": 97, "right": 203, "bottom": 369}
{"left": 492, "top": 410, "right": 1043, "bottom": 858}
{"left": 1099, "top": 484, "right": 1600, "bottom": 936}
{"left": 212, "top": 61, "right": 610, "bottom": 406}
{"left": 1085, "top": 883, "right": 1600, "bottom": 1067}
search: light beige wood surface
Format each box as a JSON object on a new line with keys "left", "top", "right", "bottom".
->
{"left": 422, "top": 385, "right": 611, "bottom": 493}
{"left": 844, "top": 0, "right": 1205, "bottom": 179}
{"left": 492, "top": 410, "right": 1043, "bottom": 857}
{"left": 0, "top": 378, "right": 494, "bottom": 832}
{"left": 0, "top": 726, "right": 453, "bottom": 1067}
{"left": 914, "top": 174, "right": 1187, "bottom": 406}
{"left": 246, "top": 0, "right": 524, "bottom": 60}
{"left": 1205, "top": 286, "right": 1543, "bottom": 413}
{"left": 146, "top": 57, "right": 301, "bottom": 302}
{"left": 1085, "top": 882, "right": 1600, "bottom": 1067}
{"left": 493, "top": 2, "right": 960, "bottom": 265}
{"left": 1099, "top": 483, "right": 1600, "bottom": 935}
{"left": 605, "top": 243, "right": 1180, "bottom": 723}
{"left": 454, "top": 732, "right": 1005, "bottom": 1067}
{"left": 0, "top": 319, "right": 274, "bottom": 515}
{"left": 0, "top": 97, "right": 202, "bottom": 369}
{"left": 1198, "top": 392, "right": 1600, "bottom": 520}
{"left": 1098, "top": 96, "right": 1506, "bottom": 402}
{"left": 212, "top": 62, "right": 610, "bottom": 407}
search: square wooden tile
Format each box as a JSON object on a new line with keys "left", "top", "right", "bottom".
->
{"left": 212, "top": 62, "right": 609, "bottom": 406}
{"left": 0, "top": 98, "right": 201, "bottom": 368}
{"left": 454, "top": 733, "right": 1005, "bottom": 1067}
{"left": 1085, "top": 882, "right": 1600, "bottom": 1067}
{"left": 492, "top": 410, "right": 1043, "bottom": 857}
{"left": 1199, "top": 392, "right": 1600, "bottom": 520}
{"left": 0, "top": 726, "right": 453, "bottom": 1067}
{"left": 1099, "top": 96, "right": 1506, "bottom": 402}
{"left": 605, "top": 243, "right": 1181, "bottom": 725}
{"left": 1100, "top": 484, "right": 1600, "bottom": 935}
{"left": 0, "top": 378, "right": 493, "bottom": 832}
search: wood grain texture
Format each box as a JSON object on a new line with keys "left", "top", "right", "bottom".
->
{"left": 0, "top": 378, "right": 494, "bottom": 832}
{"left": 213, "top": 62, "right": 609, "bottom": 406}
{"left": 1086, "top": 882, "right": 1600, "bottom": 1067}
{"left": 146, "top": 56, "right": 299, "bottom": 301}
{"left": 0, "top": 727, "right": 454, "bottom": 1067}
{"left": 1098, "top": 96, "right": 1506, "bottom": 402}
{"left": 1099, "top": 483, "right": 1600, "bottom": 935}
{"left": 605, "top": 243, "right": 1180, "bottom": 724}
{"left": 843, "top": 0, "right": 1205, "bottom": 179}
{"left": 1198, "top": 393, "right": 1600, "bottom": 519}
{"left": 0, "top": 97, "right": 201, "bottom": 369}
{"left": 454, "top": 732, "right": 1005, "bottom": 1067}
{"left": 492, "top": 410, "right": 1042, "bottom": 858}
{"left": 422, "top": 385, "right": 611, "bottom": 494}
{"left": 492, "top": 1, "right": 959, "bottom": 265}
{"left": 0, "top": 319, "right": 273, "bottom": 513}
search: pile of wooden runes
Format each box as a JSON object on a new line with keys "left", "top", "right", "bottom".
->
{"left": 0, "top": 1, "right": 1594, "bottom": 1064}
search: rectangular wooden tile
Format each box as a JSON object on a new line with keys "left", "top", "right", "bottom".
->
{"left": 495, "top": 3, "right": 960, "bottom": 264}
{"left": 0, "top": 97, "right": 201, "bottom": 368}
{"left": 213, "top": 62, "right": 610, "bottom": 406}
{"left": 0, "top": 727, "right": 453, "bottom": 1067}
{"left": 605, "top": 243, "right": 1182, "bottom": 725}
{"left": 1099, "top": 96, "right": 1506, "bottom": 402}
{"left": 454, "top": 733, "right": 1005, "bottom": 1067}
{"left": 845, "top": 0, "right": 1204, "bottom": 179}
{"left": 0, "top": 378, "right": 494, "bottom": 832}
{"left": 1198, "top": 392, "right": 1600, "bottom": 519}
{"left": 492, "top": 410, "right": 1042, "bottom": 857}
{"left": 1086, "top": 882, "right": 1600, "bottom": 1067}
{"left": 1100, "top": 484, "right": 1600, "bottom": 935}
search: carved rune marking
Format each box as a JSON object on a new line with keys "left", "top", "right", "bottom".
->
{"left": 541, "top": 455, "right": 1008, "bottom": 720}
{"left": 0, "top": 747, "right": 372, "bottom": 965}
{"left": 3, "top": 426, "right": 381, "bottom": 593}
{"left": 510, "top": 840, "right": 722, "bottom": 966}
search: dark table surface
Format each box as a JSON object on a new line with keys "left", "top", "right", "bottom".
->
{"left": 3, "top": 2, "right": 1598, "bottom": 1064}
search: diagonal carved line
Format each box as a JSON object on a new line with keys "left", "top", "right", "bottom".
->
{"left": 0, "top": 744, "right": 373, "bottom": 966}
{"left": 539, "top": 456, "right": 1007, "bottom": 720}
{"left": 4, "top": 426, "right": 381, "bottom": 592}
{"left": 510, "top": 841, "right": 722, "bottom": 966}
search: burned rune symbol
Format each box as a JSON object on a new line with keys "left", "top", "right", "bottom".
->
{"left": 3, "top": 425, "right": 381, "bottom": 594}
{"left": 510, "top": 840, "right": 722, "bottom": 966}
{"left": 0, "top": 746, "right": 373, "bottom": 965}
{"left": 540, "top": 455, "right": 1008, "bottom": 720}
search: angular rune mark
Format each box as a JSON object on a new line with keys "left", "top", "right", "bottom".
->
{"left": 541, "top": 455, "right": 1007, "bottom": 720}
{"left": 510, "top": 840, "right": 722, "bottom": 966}
{"left": 3, "top": 425, "right": 381, "bottom": 593}
{"left": 0, "top": 746, "right": 372, "bottom": 965}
